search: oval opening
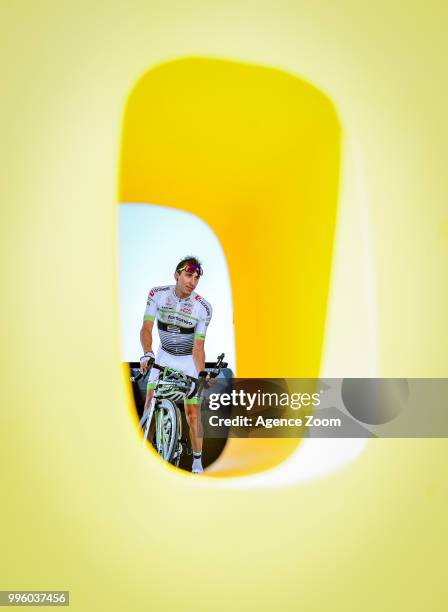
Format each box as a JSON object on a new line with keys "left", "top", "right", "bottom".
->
{"left": 119, "top": 57, "right": 341, "bottom": 477}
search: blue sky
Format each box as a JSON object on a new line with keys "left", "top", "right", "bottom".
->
{"left": 118, "top": 204, "right": 236, "bottom": 370}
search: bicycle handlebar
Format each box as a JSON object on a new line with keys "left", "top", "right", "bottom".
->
{"left": 130, "top": 353, "right": 228, "bottom": 396}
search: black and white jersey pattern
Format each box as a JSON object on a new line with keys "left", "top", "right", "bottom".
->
{"left": 144, "top": 285, "right": 212, "bottom": 356}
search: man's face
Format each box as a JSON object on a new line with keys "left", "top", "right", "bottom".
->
{"left": 175, "top": 270, "right": 200, "bottom": 296}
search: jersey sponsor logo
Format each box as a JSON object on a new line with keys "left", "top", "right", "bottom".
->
{"left": 151, "top": 285, "right": 170, "bottom": 295}
{"left": 149, "top": 285, "right": 170, "bottom": 298}
{"left": 167, "top": 313, "right": 193, "bottom": 327}
{"left": 167, "top": 325, "right": 180, "bottom": 333}
{"left": 181, "top": 306, "right": 192, "bottom": 314}
{"left": 195, "top": 294, "right": 211, "bottom": 317}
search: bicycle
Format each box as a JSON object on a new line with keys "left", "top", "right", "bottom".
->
{"left": 131, "top": 354, "right": 227, "bottom": 467}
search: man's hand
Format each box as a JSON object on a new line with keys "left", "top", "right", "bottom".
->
{"left": 140, "top": 352, "right": 155, "bottom": 374}
{"left": 198, "top": 371, "right": 218, "bottom": 387}
{"left": 206, "top": 374, "right": 218, "bottom": 387}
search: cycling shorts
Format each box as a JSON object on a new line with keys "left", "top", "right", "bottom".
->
{"left": 146, "top": 348, "right": 200, "bottom": 404}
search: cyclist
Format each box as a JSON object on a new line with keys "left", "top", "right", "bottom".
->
{"left": 139, "top": 256, "right": 213, "bottom": 474}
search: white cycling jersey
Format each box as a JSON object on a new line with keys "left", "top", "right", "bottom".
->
{"left": 144, "top": 285, "right": 213, "bottom": 356}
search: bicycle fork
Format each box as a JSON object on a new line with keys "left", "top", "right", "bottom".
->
{"left": 155, "top": 408, "right": 164, "bottom": 455}
{"left": 140, "top": 397, "right": 156, "bottom": 442}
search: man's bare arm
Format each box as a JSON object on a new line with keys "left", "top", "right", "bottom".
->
{"left": 140, "top": 319, "right": 154, "bottom": 352}
{"left": 192, "top": 338, "right": 206, "bottom": 374}
{"left": 140, "top": 320, "right": 154, "bottom": 373}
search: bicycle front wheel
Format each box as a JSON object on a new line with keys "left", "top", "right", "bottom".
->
{"left": 155, "top": 399, "right": 181, "bottom": 464}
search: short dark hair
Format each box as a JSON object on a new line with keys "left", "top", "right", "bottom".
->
{"left": 175, "top": 256, "right": 203, "bottom": 273}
